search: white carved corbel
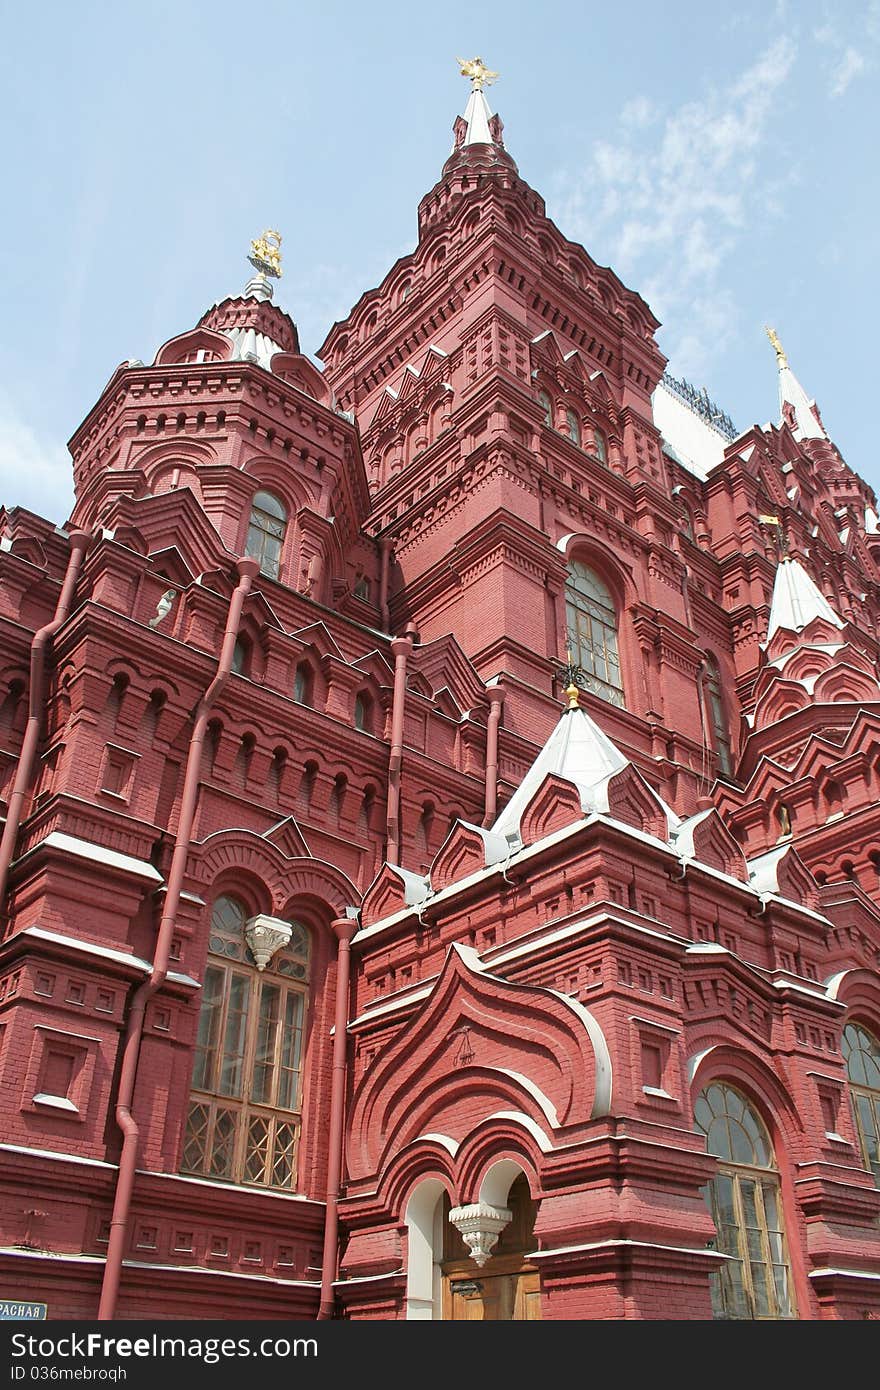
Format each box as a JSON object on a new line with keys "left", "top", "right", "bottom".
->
{"left": 244, "top": 914, "right": 293, "bottom": 971}
{"left": 447, "top": 1202, "right": 512, "bottom": 1267}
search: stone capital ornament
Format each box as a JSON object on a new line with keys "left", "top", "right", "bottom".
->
{"left": 447, "top": 1202, "right": 512, "bottom": 1267}
{"left": 244, "top": 914, "right": 293, "bottom": 971}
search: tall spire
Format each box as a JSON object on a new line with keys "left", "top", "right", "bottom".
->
{"left": 455, "top": 57, "right": 500, "bottom": 147}
{"left": 766, "top": 556, "right": 844, "bottom": 642}
{"left": 765, "top": 326, "right": 827, "bottom": 442}
{"left": 444, "top": 55, "right": 515, "bottom": 170}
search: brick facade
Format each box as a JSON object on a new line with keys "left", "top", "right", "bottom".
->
{"left": 1, "top": 81, "right": 879, "bottom": 1321}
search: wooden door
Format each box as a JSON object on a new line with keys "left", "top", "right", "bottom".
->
{"left": 441, "top": 1177, "right": 542, "bottom": 1321}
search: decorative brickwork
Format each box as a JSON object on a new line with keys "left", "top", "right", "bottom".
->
{"left": 1, "top": 77, "right": 879, "bottom": 1322}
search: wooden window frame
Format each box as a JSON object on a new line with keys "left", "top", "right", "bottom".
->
{"left": 182, "top": 897, "right": 310, "bottom": 1192}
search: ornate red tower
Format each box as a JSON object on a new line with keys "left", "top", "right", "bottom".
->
{"left": 0, "top": 63, "right": 878, "bottom": 1322}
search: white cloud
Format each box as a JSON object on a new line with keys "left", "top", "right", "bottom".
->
{"left": 829, "top": 45, "right": 866, "bottom": 94}
{"left": 0, "top": 397, "right": 75, "bottom": 522}
{"left": 814, "top": 8, "right": 876, "bottom": 98}
{"left": 549, "top": 38, "right": 797, "bottom": 377}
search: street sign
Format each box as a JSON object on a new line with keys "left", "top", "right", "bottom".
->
{"left": 0, "top": 1301, "right": 47, "bottom": 1319}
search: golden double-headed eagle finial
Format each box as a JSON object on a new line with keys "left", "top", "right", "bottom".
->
{"left": 457, "top": 56, "right": 499, "bottom": 91}
{"left": 249, "top": 229, "right": 283, "bottom": 280}
{"left": 765, "top": 324, "right": 787, "bottom": 368}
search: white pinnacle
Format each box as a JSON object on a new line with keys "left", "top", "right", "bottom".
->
{"left": 766, "top": 557, "right": 844, "bottom": 641}
{"left": 766, "top": 328, "right": 826, "bottom": 442}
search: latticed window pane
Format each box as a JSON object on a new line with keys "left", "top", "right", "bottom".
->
{"left": 182, "top": 1102, "right": 209, "bottom": 1174}
{"left": 245, "top": 1116, "right": 271, "bottom": 1184}
{"left": 272, "top": 1121, "right": 298, "bottom": 1188}
{"left": 565, "top": 560, "right": 624, "bottom": 708}
{"left": 843, "top": 1023, "right": 880, "bottom": 1185}
{"left": 246, "top": 490, "right": 287, "bottom": 580}
{"left": 182, "top": 897, "right": 311, "bottom": 1192}
{"left": 695, "top": 1083, "right": 795, "bottom": 1319}
{"left": 209, "top": 1109, "right": 236, "bottom": 1178}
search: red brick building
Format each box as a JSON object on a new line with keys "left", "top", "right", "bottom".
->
{"left": 1, "top": 68, "right": 879, "bottom": 1321}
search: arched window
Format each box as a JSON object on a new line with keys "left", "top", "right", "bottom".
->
{"left": 231, "top": 637, "right": 249, "bottom": 677}
{"left": 331, "top": 773, "right": 347, "bottom": 823}
{"left": 182, "top": 894, "right": 311, "bottom": 1191}
{"left": 565, "top": 560, "right": 625, "bottom": 708}
{"left": 245, "top": 490, "right": 287, "bottom": 580}
{"left": 694, "top": 1083, "right": 795, "bottom": 1319}
{"left": 823, "top": 780, "right": 844, "bottom": 822}
{"left": 294, "top": 663, "right": 313, "bottom": 706}
{"left": 842, "top": 1023, "right": 880, "bottom": 1185}
{"left": 538, "top": 391, "right": 553, "bottom": 428}
{"left": 354, "top": 693, "right": 372, "bottom": 732}
{"left": 566, "top": 409, "right": 581, "bottom": 447}
{"left": 704, "top": 656, "right": 732, "bottom": 776}
{"left": 592, "top": 428, "right": 608, "bottom": 464}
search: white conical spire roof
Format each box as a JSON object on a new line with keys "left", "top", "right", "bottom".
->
{"left": 766, "top": 557, "right": 844, "bottom": 641}
{"left": 491, "top": 699, "right": 630, "bottom": 843}
{"left": 766, "top": 327, "right": 827, "bottom": 441}
{"left": 460, "top": 86, "right": 495, "bottom": 145}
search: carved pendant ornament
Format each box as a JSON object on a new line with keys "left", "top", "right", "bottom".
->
{"left": 244, "top": 914, "right": 293, "bottom": 971}
{"left": 447, "top": 1202, "right": 512, "bottom": 1267}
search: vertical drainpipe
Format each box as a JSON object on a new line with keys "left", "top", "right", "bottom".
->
{"left": 378, "top": 537, "right": 392, "bottom": 633}
{"left": 317, "top": 914, "right": 358, "bottom": 1320}
{"left": 385, "top": 635, "right": 412, "bottom": 866}
{"left": 482, "top": 683, "right": 506, "bottom": 828}
{"left": 97, "top": 556, "right": 259, "bottom": 1322}
{"left": 0, "top": 530, "right": 90, "bottom": 909}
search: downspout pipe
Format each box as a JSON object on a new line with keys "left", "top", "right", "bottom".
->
{"left": 482, "top": 684, "right": 505, "bottom": 828}
{"left": 317, "top": 915, "right": 358, "bottom": 1320}
{"left": 0, "top": 529, "right": 90, "bottom": 909}
{"left": 385, "top": 635, "right": 412, "bottom": 866}
{"left": 97, "top": 556, "right": 259, "bottom": 1322}
{"left": 378, "top": 537, "right": 391, "bottom": 634}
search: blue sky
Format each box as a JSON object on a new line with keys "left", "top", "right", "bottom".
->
{"left": 2, "top": 1, "right": 878, "bottom": 521}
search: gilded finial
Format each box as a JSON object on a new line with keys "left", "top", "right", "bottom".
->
{"left": 765, "top": 325, "right": 787, "bottom": 369}
{"left": 249, "top": 229, "right": 283, "bottom": 280}
{"left": 457, "top": 56, "right": 499, "bottom": 91}
{"left": 559, "top": 645, "right": 582, "bottom": 710}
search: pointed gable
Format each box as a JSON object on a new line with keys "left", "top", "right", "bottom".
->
{"left": 603, "top": 764, "right": 671, "bottom": 840}
{"left": 262, "top": 817, "right": 312, "bottom": 859}
{"left": 519, "top": 774, "right": 586, "bottom": 845}
{"left": 748, "top": 844, "right": 820, "bottom": 911}
{"left": 288, "top": 620, "right": 345, "bottom": 662}
{"left": 430, "top": 821, "right": 509, "bottom": 891}
{"left": 672, "top": 808, "right": 748, "bottom": 883}
{"left": 361, "top": 863, "right": 430, "bottom": 927}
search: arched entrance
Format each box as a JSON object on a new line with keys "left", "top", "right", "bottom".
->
{"left": 442, "top": 1170, "right": 541, "bottom": 1321}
